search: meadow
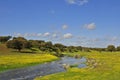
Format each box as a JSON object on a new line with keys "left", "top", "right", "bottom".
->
{"left": 0, "top": 53, "right": 58, "bottom": 72}
{"left": 0, "top": 44, "right": 58, "bottom": 72}
{"left": 1, "top": 43, "right": 120, "bottom": 80}
{"left": 35, "top": 51, "right": 120, "bottom": 80}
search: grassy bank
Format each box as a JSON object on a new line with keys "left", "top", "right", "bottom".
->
{"left": 35, "top": 51, "right": 120, "bottom": 80}
{"left": 0, "top": 44, "right": 58, "bottom": 72}
{"left": 0, "top": 53, "right": 58, "bottom": 72}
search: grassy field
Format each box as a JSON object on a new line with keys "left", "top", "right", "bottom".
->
{"left": 0, "top": 44, "right": 58, "bottom": 72}
{"left": 35, "top": 51, "right": 120, "bottom": 80}
{"left": 0, "top": 53, "right": 58, "bottom": 72}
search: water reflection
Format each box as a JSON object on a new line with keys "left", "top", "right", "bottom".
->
{"left": 58, "top": 56, "right": 87, "bottom": 68}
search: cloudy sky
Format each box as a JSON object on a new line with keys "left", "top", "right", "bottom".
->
{"left": 0, "top": 0, "right": 120, "bottom": 47}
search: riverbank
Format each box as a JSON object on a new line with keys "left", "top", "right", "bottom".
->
{"left": 0, "top": 60, "right": 65, "bottom": 80}
{"left": 0, "top": 53, "right": 58, "bottom": 72}
{"left": 35, "top": 51, "right": 120, "bottom": 80}
{"left": 0, "top": 56, "right": 86, "bottom": 80}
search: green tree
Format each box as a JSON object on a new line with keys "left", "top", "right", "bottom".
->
{"left": 7, "top": 37, "right": 27, "bottom": 52}
{"left": 29, "top": 40, "right": 39, "bottom": 48}
{"left": 76, "top": 46, "right": 82, "bottom": 51}
{"left": 25, "top": 41, "right": 32, "bottom": 49}
{"left": 82, "top": 47, "right": 90, "bottom": 52}
{"left": 67, "top": 46, "right": 78, "bottom": 52}
{"left": 44, "top": 41, "right": 53, "bottom": 52}
{"left": 39, "top": 42, "right": 46, "bottom": 51}
{"left": 53, "top": 43, "right": 66, "bottom": 52}
{"left": 38, "top": 41, "right": 53, "bottom": 52}
{"left": 116, "top": 46, "right": 120, "bottom": 51}
{"left": 107, "top": 45, "right": 115, "bottom": 52}
{"left": 0, "top": 36, "right": 11, "bottom": 43}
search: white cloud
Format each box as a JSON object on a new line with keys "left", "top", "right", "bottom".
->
{"left": 43, "top": 32, "right": 50, "bottom": 37}
{"left": 63, "top": 33, "right": 73, "bottom": 39}
{"left": 84, "top": 22, "right": 96, "bottom": 30}
{"left": 66, "top": 0, "right": 76, "bottom": 4}
{"left": 79, "top": 0, "right": 88, "bottom": 5}
{"left": 52, "top": 33, "right": 57, "bottom": 38}
{"left": 66, "top": 0, "right": 89, "bottom": 5}
{"left": 62, "top": 24, "right": 68, "bottom": 30}
{"left": 37, "top": 33, "right": 42, "bottom": 37}
{"left": 15, "top": 33, "right": 22, "bottom": 37}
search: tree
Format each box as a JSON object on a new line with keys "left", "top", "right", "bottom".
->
{"left": 0, "top": 36, "right": 11, "bottom": 43}
{"left": 76, "top": 46, "right": 82, "bottom": 51}
{"left": 67, "top": 46, "right": 77, "bottom": 52}
{"left": 107, "top": 45, "right": 115, "bottom": 52}
{"left": 7, "top": 37, "right": 27, "bottom": 52}
{"left": 44, "top": 41, "right": 53, "bottom": 52}
{"left": 53, "top": 43, "right": 66, "bottom": 52}
{"left": 116, "top": 46, "right": 120, "bottom": 51}
{"left": 38, "top": 41, "right": 53, "bottom": 52}
{"left": 82, "top": 47, "right": 90, "bottom": 52}
{"left": 29, "top": 40, "right": 39, "bottom": 48}
{"left": 39, "top": 42, "right": 46, "bottom": 51}
{"left": 25, "top": 41, "right": 32, "bottom": 49}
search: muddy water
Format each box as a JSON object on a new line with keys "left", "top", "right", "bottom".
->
{"left": 0, "top": 57, "right": 86, "bottom": 80}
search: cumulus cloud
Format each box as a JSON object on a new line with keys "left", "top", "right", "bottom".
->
{"left": 84, "top": 23, "right": 96, "bottom": 30}
{"left": 66, "top": 0, "right": 76, "bottom": 4}
{"left": 37, "top": 33, "right": 42, "bottom": 37}
{"left": 52, "top": 33, "right": 57, "bottom": 38}
{"left": 79, "top": 0, "right": 88, "bottom": 5}
{"left": 62, "top": 24, "right": 68, "bottom": 30}
{"left": 66, "top": 0, "right": 89, "bottom": 5}
{"left": 63, "top": 33, "right": 73, "bottom": 39}
{"left": 43, "top": 32, "right": 50, "bottom": 37}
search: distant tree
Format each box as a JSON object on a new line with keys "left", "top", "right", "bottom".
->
{"left": 6, "top": 40, "right": 13, "bottom": 48}
{"left": 97, "top": 48, "right": 102, "bottom": 53}
{"left": 67, "top": 46, "right": 78, "bottom": 52}
{"left": 45, "top": 41, "right": 53, "bottom": 48}
{"left": 44, "top": 41, "right": 53, "bottom": 52}
{"left": 116, "top": 46, "right": 120, "bottom": 51}
{"left": 53, "top": 47, "right": 64, "bottom": 57}
{"left": 76, "top": 46, "right": 82, "bottom": 51}
{"left": 107, "top": 45, "right": 115, "bottom": 52}
{"left": 6, "top": 37, "right": 27, "bottom": 52}
{"left": 101, "top": 48, "right": 106, "bottom": 52}
{"left": 53, "top": 43, "right": 66, "bottom": 52}
{"left": 39, "top": 42, "right": 46, "bottom": 51}
{"left": 29, "top": 40, "right": 39, "bottom": 48}
{"left": 25, "top": 41, "right": 32, "bottom": 49}
{"left": 82, "top": 47, "right": 90, "bottom": 52}
{"left": 0, "top": 36, "right": 11, "bottom": 43}
{"left": 38, "top": 41, "right": 53, "bottom": 52}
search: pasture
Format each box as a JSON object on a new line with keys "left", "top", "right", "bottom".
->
{"left": 35, "top": 51, "right": 120, "bottom": 80}
{"left": 0, "top": 53, "right": 58, "bottom": 72}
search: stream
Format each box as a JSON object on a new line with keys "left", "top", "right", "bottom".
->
{"left": 0, "top": 57, "right": 86, "bottom": 80}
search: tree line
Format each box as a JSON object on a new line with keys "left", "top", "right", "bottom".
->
{"left": 0, "top": 36, "right": 120, "bottom": 54}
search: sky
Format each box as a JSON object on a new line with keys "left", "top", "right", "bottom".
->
{"left": 0, "top": 0, "right": 120, "bottom": 47}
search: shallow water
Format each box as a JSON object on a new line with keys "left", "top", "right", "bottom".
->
{"left": 58, "top": 56, "right": 87, "bottom": 68}
{"left": 0, "top": 56, "right": 86, "bottom": 80}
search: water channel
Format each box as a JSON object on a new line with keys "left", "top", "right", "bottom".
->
{"left": 0, "top": 56, "right": 87, "bottom": 80}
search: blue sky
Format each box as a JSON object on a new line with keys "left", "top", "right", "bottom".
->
{"left": 0, "top": 0, "right": 120, "bottom": 47}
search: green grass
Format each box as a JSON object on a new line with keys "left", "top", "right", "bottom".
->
{"left": 0, "top": 44, "right": 58, "bottom": 72}
{"left": 0, "top": 53, "right": 58, "bottom": 72}
{"left": 35, "top": 51, "right": 120, "bottom": 80}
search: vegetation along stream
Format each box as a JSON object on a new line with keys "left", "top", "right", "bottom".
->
{"left": 0, "top": 56, "right": 86, "bottom": 80}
